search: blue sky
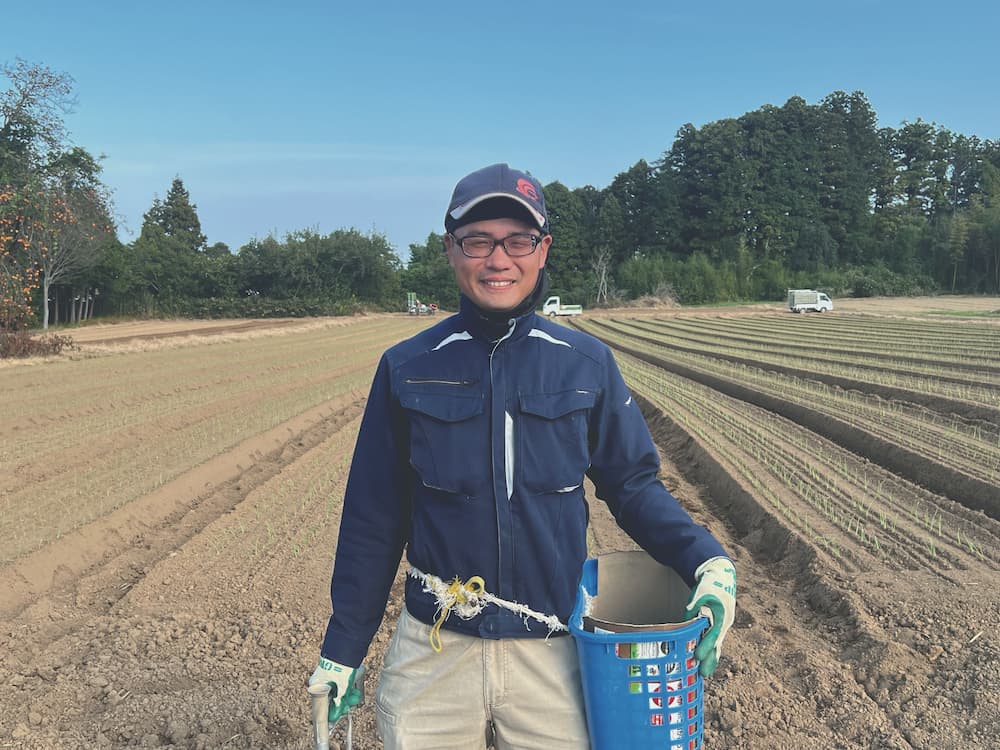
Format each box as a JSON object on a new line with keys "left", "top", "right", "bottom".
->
{"left": 5, "top": 0, "right": 998, "bottom": 257}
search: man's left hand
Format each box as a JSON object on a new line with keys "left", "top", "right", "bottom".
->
{"left": 683, "top": 556, "right": 736, "bottom": 678}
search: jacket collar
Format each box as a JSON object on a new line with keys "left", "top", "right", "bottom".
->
{"left": 458, "top": 295, "right": 538, "bottom": 343}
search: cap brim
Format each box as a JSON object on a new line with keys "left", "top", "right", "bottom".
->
{"left": 449, "top": 192, "right": 546, "bottom": 231}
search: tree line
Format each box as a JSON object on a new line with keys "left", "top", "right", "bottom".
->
{"left": 3, "top": 60, "right": 999, "bottom": 349}
{"left": 402, "top": 92, "right": 1000, "bottom": 309}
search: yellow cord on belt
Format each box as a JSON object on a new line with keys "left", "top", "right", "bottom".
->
{"left": 429, "top": 575, "right": 485, "bottom": 652}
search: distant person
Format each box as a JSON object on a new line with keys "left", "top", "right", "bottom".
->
{"left": 310, "top": 163, "right": 736, "bottom": 748}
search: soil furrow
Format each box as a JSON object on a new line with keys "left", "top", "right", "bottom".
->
{"left": 623, "top": 355, "right": 989, "bottom": 575}
{"left": 634, "top": 393, "right": 996, "bottom": 749}
{"left": 592, "top": 318, "right": 1000, "bottom": 421}
{"left": 638, "top": 316, "right": 1000, "bottom": 374}
{"left": 0, "top": 394, "right": 366, "bottom": 622}
{"left": 585, "top": 323, "right": 1000, "bottom": 521}
{"left": 627, "top": 316, "right": 1000, "bottom": 385}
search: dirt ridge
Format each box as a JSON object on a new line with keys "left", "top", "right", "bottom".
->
{"left": 589, "top": 318, "right": 1000, "bottom": 424}
{"left": 0, "top": 395, "right": 366, "bottom": 621}
{"left": 636, "top": 393, "right": 997, "bottom": 749}
{"left": 594, "top": 329, "right": 1000, "bottom": 521}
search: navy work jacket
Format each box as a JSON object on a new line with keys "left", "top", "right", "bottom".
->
{"left": 321, "top": 298, "right": 727, "bottom": 666}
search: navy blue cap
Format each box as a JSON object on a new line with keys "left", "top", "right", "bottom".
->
{"left": 445, "top": 163, "right": 548, "bottom": 233}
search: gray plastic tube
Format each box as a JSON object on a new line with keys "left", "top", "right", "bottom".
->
{"left": 307, "top": 682, "right": 331, "bottom": 750}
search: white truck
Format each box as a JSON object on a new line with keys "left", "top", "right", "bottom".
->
{"left": 542, "top": 295, "right": 583, "bottom": 317}
{"left": 787, "top": 289, "right": 833, "bottom": 313}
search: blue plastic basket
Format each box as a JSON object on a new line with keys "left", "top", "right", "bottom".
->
{"left": 569, "top": 555, "right": 709, "bottom": 750}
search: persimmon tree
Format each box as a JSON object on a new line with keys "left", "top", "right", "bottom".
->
{"left": 0, "top": 185, "right": 41, "bottom": 329}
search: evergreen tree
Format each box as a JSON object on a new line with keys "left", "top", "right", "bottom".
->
{"left": 608, "top": 159, "right": 656, "bottom": 256}
{"left": 145, "top": 177, "right": 207, "bottom": 253}
{"left": 131, "top": 177, "right": 208, "bottom": 308}
{"left": 542, "top": 181, "right": 590, "bottom": 301}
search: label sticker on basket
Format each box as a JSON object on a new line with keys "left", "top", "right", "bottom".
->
{"left": 650, "top": 713, "right": 664, "bottom": 727}
{"left": 629, "top": 681, "right": 642, "bottom": 694}
{"left": 621, "top": 642, "right": 668, "bottom": 660}
{"left": 649, "top": 697, "right": 662, "bottom": 709}
{"left": 647, "top": 642, "right": 667, "bottom": 659}
{"left": 646, "top": 664, "right": 660, "bottom": 676}
{"left": 647, "top": 681, "right": 661, "bottom": 693}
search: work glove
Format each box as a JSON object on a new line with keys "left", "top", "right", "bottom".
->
{"left": 683, "top": 556, "right": 736, "bottom": 678}
{"left": 309, "top": 657, "right": 363, "bottom": 725}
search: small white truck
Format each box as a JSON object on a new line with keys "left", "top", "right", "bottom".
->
{"left": 542, "top": 295, "right": 583, "bottom": 317}
{"left": 787, "top": 289, "right": 833, "bottom": 313}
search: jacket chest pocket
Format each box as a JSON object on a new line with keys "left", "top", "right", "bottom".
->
{"left": 400, "top": 389, "right": 487, "bottom": 497}
{"left": 518, "top": 389, "right": 596, "bottom": 495}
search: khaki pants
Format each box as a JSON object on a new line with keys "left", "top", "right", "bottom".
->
{"left": 375, "top": 607, "right": 591, "bottom": 750}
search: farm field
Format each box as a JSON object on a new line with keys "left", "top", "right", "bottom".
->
{"left": 1, "top": 300, "right": 998, "bottom": 749}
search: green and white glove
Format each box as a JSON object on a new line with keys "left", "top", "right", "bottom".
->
{"left": 683, "top": 556, "right": 736, "bottom": 678}
{"left": 309, "top": 657, "right": 362, "bottom": 725}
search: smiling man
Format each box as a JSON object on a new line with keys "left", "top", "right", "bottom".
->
{"left": 310, "top": 163, "right": 736, "bottom": 749}
{"left": 442, "top": 164, "right": 552, "bottom": 316}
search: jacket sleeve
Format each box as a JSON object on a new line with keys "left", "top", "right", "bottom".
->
{"left": 321, "top": 354, "right": 410, "bottom": 666}
{"left": 586, "top": 346, "right": 728, "bottom": 586}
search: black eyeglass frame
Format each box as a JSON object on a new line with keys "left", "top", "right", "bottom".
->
{"left": 447, "top": 232, "right": 544, "bottom": 258}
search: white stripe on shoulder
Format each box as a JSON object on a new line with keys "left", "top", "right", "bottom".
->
{"left": 528, "top": 328, "right": 572, "bottom": 348}
{"left": 432, "top": 331, "right": 473, "bottom": 351}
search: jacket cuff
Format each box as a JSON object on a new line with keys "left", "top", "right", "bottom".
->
{"left": 694, "top": 555, "right": 733, "bottom": 580}
{"left": 320, "top": 618, "right": 368, "bottom": 669}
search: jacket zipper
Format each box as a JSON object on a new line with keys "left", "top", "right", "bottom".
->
{"left": 489, "top": 318, "right": 518, "bottom": 612}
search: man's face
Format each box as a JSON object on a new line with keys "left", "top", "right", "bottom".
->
{"left": 445, "top": 217, "right": 551, "bottom": 312}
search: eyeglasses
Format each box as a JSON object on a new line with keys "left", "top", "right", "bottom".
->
{"left": 449, "top": 232, "right": 542, "bottom": 258}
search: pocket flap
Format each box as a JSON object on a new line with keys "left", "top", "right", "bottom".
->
{"left": 400, "top": 392, "right": 483, "bottom": 423}
{"left": 519, "top": 388, "right": 597, "bottom": 420}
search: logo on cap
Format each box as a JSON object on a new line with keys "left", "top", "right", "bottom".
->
{"left": 515, "top": 178, "right": 539, "bottom": 202}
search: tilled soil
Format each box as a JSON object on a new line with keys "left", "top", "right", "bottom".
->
{"left": 2, "top": 310, "right": 998, "bottom": 749}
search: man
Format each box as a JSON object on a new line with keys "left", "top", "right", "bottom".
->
{"left": 310, "top": 163, "right": 736, "bottom": 749}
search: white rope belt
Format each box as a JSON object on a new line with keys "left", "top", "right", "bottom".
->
{"left": 408, "top": 566, "right": 568, "bottom": 652}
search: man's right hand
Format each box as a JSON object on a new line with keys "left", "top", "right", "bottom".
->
{"left": 309, "top": 657, "right": 362, "bottom": 724}
{"left": 683, "top": 556, "right": 736, "bottom": 678}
